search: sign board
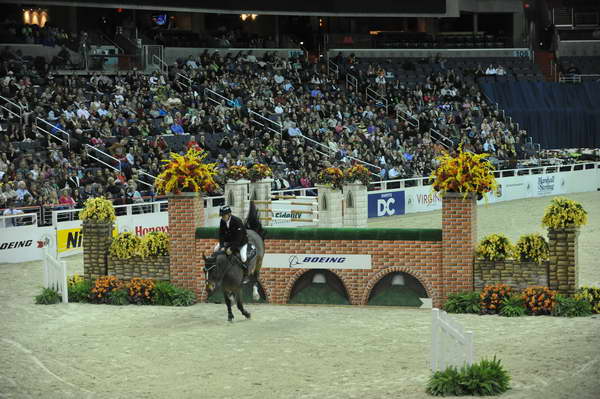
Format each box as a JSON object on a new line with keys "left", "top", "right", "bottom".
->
{"left": 262, "top": 253, "right": 372, "bottom": 269}
{"left": 368, "top": 191, "right": 405, "bottom": 217}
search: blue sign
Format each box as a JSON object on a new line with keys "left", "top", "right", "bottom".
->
{"left": 368, "top": 191, "right": 405, "bottom": 218}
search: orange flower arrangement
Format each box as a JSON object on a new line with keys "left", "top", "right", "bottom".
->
{"left": 126, "top": 278, "right": 155, "bottom": 305}
{"left": 247, "top": 163, "right": 273, "bottom": 182}
{"left": 317, "top": 167, "right": 345, "bottom": 190}
{"left": 480, "top": 284, "right": 512, "bottom": 314}
{"left": 430, "top": 146, "right": 498, "bottom": 199}
{"left": 344, "top": 164, "right": 371, "bottom": 186}
{"left": 155, "top": 148, "right": 219, "bottom": 195}
{"left": 90, "top": 276, "right": 124, "bottom": 304}
{"left": 522, "top": 286, "right": 556, "bottom": 315}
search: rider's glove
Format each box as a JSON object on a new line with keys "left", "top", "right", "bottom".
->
{"left": 226, "top": 247, "right": 232, "bottom": 256}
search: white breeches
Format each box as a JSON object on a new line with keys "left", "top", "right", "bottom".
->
{"left": 214, "top": 243, "right": 247, "bottom": 262}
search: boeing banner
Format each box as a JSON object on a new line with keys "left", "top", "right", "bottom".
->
{"left": 368, "top": 191, "right": 405, "bottom": 218}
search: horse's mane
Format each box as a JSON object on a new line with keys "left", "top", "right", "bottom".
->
{"left": 245, "top": 200, "right": 266, "bottom": 240}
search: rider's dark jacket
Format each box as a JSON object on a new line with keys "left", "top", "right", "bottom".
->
{"left": 219, "top": 215, "right": 248, "bottom": 252}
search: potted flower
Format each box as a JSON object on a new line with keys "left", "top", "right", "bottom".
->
{"left": 154, "top": 148, "right": 219, "bottom": 195}
{"left": 80, "top": 197, "right": 116, "bottom": 223}
{"left": 430, "top": 146, "right": 498, "bottom": 200}
{"left": 542, "top": 197, "right": 587, "bottom": 230}
{"left": 317, "top": 167, "right": 345, "bottom": 191}
{"left": 224, "top": 165, "right": 249, "bottom": 182}
{"left": 513, "top": 233, "right": 549, "bottom": 264}
{"left": 344, "top": 164, "right": 371, "bottom": 186}
{"left": 247, "top": 163, "right": 273, "bottom": 183}
{"left": 476, "top": 233, "right": 513, "bottom": 261}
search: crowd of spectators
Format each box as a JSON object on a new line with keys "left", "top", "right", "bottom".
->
{"left": 1, "top": 46, "right": 535, "bottom": 224}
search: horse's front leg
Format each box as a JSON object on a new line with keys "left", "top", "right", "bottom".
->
{"left": 224, "top": 291, "right": 234, "bottom": 322}
{"left": 235, "top": 292, "right": 251, "bottom": 319}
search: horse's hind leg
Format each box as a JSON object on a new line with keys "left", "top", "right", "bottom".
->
{"left": 224, "top": 291, "right": 234, "bottom": 322}
{"left": 236, "top": 293, "right": 251, "bottom": 319}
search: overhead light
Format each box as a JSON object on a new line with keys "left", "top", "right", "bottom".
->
{"left": 300, "top": 41, "right": 304, "bottom": 45}
{"left": 240, "top": 14, "right": 257, "bottom": 21}
{"left": 391, "top": 274, "right": 405, "bottom": 286}
{"left": 312, "top": 273, "right": 326, "bottom": 284}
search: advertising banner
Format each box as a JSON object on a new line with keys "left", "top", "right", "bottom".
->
{"left": 368, "top": 191, "right": 405, "bottom": 217}
{"left": 270, "top": 200, "right": 318, "bottom": 226}
{"left": 262, "top": 253, "right": 372, "bottom": 269}
{"left": 0, "top": 225, "right": 54, "bottom": 263}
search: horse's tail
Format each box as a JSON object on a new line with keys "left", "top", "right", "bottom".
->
{"left": 245, "top": 200, "right": 266, "bottom": 240}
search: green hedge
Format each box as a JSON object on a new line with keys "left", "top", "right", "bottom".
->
{"left": 195, "top": 227, "right": 442, "bottom": 241}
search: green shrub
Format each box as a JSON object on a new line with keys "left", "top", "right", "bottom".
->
{"left": 575, "top": 286, "right": 600, "bottom": 314}
{"left": 443, "top": 292, "right": 480, "bottom": 314}
{"left": 152, "top": 281, "right": 176, "bottom": 306}
{"left": 35, "top": 287, "right": 61, "bottom": 305}
{"left": 499, "top": 296, "right": 526, "bottom": 317}
{"left": 68, "top": 279, "right": 92, "bottom": 303}
{"left": 552, "top": 294, "right": 592, "bottom": 318}
{"left": 107, "top": 288, "right": 129, "bottom": 306}
{"left": 171, "top": 286, "right": 196, "bottom": 306}
{"left": 427, "top": 356, "right": 510, "bottom": 396}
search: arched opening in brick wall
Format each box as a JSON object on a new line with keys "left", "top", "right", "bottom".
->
{"left": 206, "top": 282, "right": 268, "bottom": 304}
{"left": 367, "top": 272, "right": 428, "bottom": 307}
{"left": 288, "top": 269, "right": 350, "bottom": 305}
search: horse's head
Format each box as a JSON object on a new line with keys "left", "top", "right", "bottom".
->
{"left": 203, "top": 252, "right": 219, "bottom": 296}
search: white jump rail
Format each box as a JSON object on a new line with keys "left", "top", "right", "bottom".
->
{"left": 431, "top": 308, "right": 473, "bottom": 372}
{"left": 0, "top": 212, "right": 37, "bottom": 228}
{"left": 43, "top": 247, "right": 68, "bottom": 304}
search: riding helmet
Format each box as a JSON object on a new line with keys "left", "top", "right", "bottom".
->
{"left": 219, "top": 205, "right": 232, "bottom": 216}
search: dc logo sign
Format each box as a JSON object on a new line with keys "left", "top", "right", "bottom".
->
{"left": 368, "top": 191, "right": 405, "bottom": 218}
{"left": 377, "top": 198, "right": 396, "bottom": 216}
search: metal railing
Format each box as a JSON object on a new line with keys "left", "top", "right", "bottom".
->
{"left": 35, "top": 117, "right": 70, "bottom": 147}
{"left": 84, "top": 144, "right": 155, "bottom": 188}
{"left": 0, "top": 95, "right": 22, "bottom": 123}
{"left": 346, "top": 73, "right": 358, "bottom": 92}
{"left": 177, "top": 72, "right": 193, "bottom": 91}
{"left": 365, "top": 86, "right": 388, "bottom": 114}
{"left": 327, "top": 60, "right": 339, "bottom": 78}
{"left": 395, "top": 108, "right": 419, "bottom": 129}
{"left": 152, "top": 54, "right": 168, "bottom": 75}
{"left": 558, "top": 73, "right": 600, "bottom": 83}
{"left": 249, "top": 109, "right": 283, "bottom": 137}
{"left": 430, "top": 128, "right": 454, "bottom": 150}
{"left": 204, "top": 87, "right": 235, "bottom": 107}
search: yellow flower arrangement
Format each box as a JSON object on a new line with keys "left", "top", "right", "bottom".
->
{"left": 79, "top": 197, "right": 116, "bottom": 223}
{"left": 109, "top": 232, "right": 142, "bottom": 260}
{"left": 541, "top": 197, "right": 588, "bottom": 230}
{"left": 575, "top": 286, "right": 600, "bottom": 314}
{"left": 476, "top": 233, "right": 513, "bottom": 261}
{"left": 317, "top": 167, "right": 345, "bottom": 190}
{"left": 154, "top": 148, "right": 219, "bottom": 195}
{"left": 430, "top": 146, "right": 498, "bottom": 198}
{"left": 225, "top": 165, "right": 249, "bottom": 181}
{"left": 513, "top": 233, "right": 549, "bottom": 264}
{"left": 247, "top": 163, "right": 273, "bottom": 182}
{"left": 138, "top": 231, "right": 170, "bottom": 258}
{"left": 67, "top": 274, "right": 85, "bottom": 288}
{"left": 344, "top": 164, "right": 371, "bottom": 186}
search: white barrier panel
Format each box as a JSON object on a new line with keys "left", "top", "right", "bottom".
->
{"left": 269, "top": 200, "right": 318, "bottom": 226}
{"left": 431, "top": 308, "right": 474, "bottom": 372}
{"left": 403, "top": 167, "right": 599, "bottom": 215}
{"left": 43, "top": 247, "right": 68, "bottom": 303}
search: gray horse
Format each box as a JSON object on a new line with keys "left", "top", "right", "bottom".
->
{"left": 203, "top": 203, "right": 265, "bottom": 322}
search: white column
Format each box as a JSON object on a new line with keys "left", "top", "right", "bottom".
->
{"left": 224, "top": 179, "right": 249, "bottom": 219}
{"left": 249, "top": 178, "right": 273, "bottom": 226}
{"left": 316, "top": 184, "right": 343, "bottom": 227}
{"left": 342, "top": 182, "right": 368, "bottom": 228}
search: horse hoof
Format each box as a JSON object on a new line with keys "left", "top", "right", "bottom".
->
{"left": 228, "top": 318, "right": 234, "bottom": 323}
{"left": 244, "top": 312, "right": 251, "bottom": 319}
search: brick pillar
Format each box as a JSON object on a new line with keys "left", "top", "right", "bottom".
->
{"left": 317, "top": 185, "right": 343, "bottom": 227}
{"left": 441, "top": 193, "right": 477, "bottom": 302}
{"left": 250, "top": 179, "right": 273, "bottom": 226}
{"left": 82, "top": 221, "right": 113, "bottom": 280}
{"left": 168, "top": 193, "right": 204, "bottom": 297}
{"left": 224, "top": 179, "right": 249, "bottom": 219}
{"left": 342, "top": 182, "right": 368, "bottom": 227}
{"left": 548, "top": 227, "right": 579, "bottom": 295}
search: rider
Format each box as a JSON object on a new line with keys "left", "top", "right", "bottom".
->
{"left": 214, "top": 205, "right": 250, "bottom": 276}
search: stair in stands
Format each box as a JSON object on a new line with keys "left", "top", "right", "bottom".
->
{"left": 534, "top": 50, "right": 555, "bottom": 82}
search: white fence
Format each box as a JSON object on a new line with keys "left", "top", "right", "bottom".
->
{"left": 431, "top": 308, "right": 473, "bottom": 372}
{"left": 43, "top": 247, "right": 68, "bottom": 304}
